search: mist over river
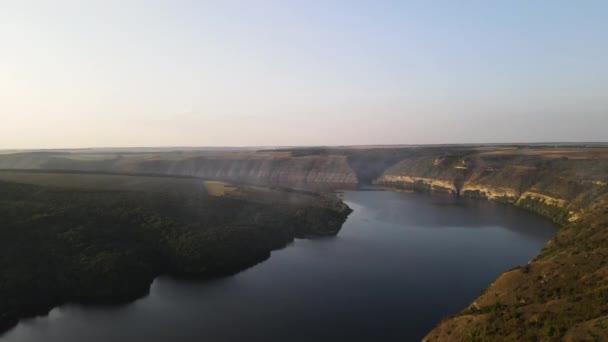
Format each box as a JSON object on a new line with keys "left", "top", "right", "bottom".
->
{"left": 1, "top": 190, "right": 556, "bottom": 341}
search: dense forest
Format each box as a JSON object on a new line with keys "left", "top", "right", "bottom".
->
{"left": 0, "top": 177, "right": 351, "bottom": 333}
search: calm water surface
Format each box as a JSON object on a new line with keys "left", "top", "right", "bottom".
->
{"left": 1, "top": 191, "right": 556, "bottom": 341}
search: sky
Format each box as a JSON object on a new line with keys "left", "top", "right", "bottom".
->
{"left": 1, "top": 0, "right": 607, "bottom": 148}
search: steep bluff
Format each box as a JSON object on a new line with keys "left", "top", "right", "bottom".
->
{"left": 131, "top": 155, "right": 359, "bottom": 185}
{"left": 375, "top": 151, "right": 608, "bottom": 223}
{"left": 374, "top": 150, "right": 608, "bottom": 340}
{"left": 0, "top": 152, "right": 359, "bottom": 187}
{"left": 0, "top": 147, "right": 470, "bottom": 188}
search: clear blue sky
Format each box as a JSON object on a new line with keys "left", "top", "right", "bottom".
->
{"left": 1, "top": 0, "right": 607, "bottom": 148}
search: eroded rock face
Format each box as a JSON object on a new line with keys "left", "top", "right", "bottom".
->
{"left": 375, "top": 152, "right": 608, "bottom": 340}
{"left": 1, "top": 152, "right": 360, "bottom": 187}
{"left": 460, "top": 184, "right": 519, "bottom": 201}
{"left": 375, "top": 175, "right": 455, "bottom": 193}
{"left": 134, "top": 155, "right": 359, "bottom": 185}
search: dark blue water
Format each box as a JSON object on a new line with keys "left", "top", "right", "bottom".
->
{"left": 1, "top": 191, "right": 556, "bottom": 341}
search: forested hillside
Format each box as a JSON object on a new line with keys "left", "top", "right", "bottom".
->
{"left": 0, "top": 174, "right": 351, "bottom": 333}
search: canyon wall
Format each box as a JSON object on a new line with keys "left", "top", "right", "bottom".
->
{"left": 371, "top": 150, "right": 608, "bottom": 341}
{"left": 375, "top": 152, "right": 608, "bottom": 225}
{"left": 0, "top": 152, "right": 359, "bottom": 187}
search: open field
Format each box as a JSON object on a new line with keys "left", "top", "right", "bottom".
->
{"left": 0, "top": 170, "right": 207, "bottom": 193}
{"left": 477, "top": 147, "right": 608, "bottom": 159}
{"left": 0, "top": 170, "right": 335, "bottom": 207}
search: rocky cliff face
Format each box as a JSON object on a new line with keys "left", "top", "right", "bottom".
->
{"left": 373, "top": 149, "right": 608, "bottom": 340}
{"left": 375, "top": 151, "right": 608, "bottom": 225}
{"left": 131, "top": 155, "right": 358, "bottom": 185}
{"left": 0, "top": 152, "right": 359, "bottom": 187}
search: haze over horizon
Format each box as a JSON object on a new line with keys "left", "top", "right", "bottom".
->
{"left": 2, "top": 0, "right": 607, "bottom": 149}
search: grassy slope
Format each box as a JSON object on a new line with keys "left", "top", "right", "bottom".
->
{"left": 0, "top": 170, "right": 205, "bottom": 192}
{"left": 423, "top": 191, "right": 608, "bottom": 341}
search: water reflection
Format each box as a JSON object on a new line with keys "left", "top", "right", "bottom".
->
{"left": 342, "top": 191, "right": 555, "bottom": 241}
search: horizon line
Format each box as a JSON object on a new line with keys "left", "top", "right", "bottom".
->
{"left": 2, "top": 141, "right": 608, "bottom": 152}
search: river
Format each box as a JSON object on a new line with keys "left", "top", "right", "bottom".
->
{"left": 1, "top": 190, "right": 556, "bottom": 341}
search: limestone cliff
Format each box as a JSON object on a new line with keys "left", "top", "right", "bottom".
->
{"left": 374, "top": 150, "right": 608, "bottom": 225}
{"left": 374, "top": 149, "right": 608, "bottom": 340}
